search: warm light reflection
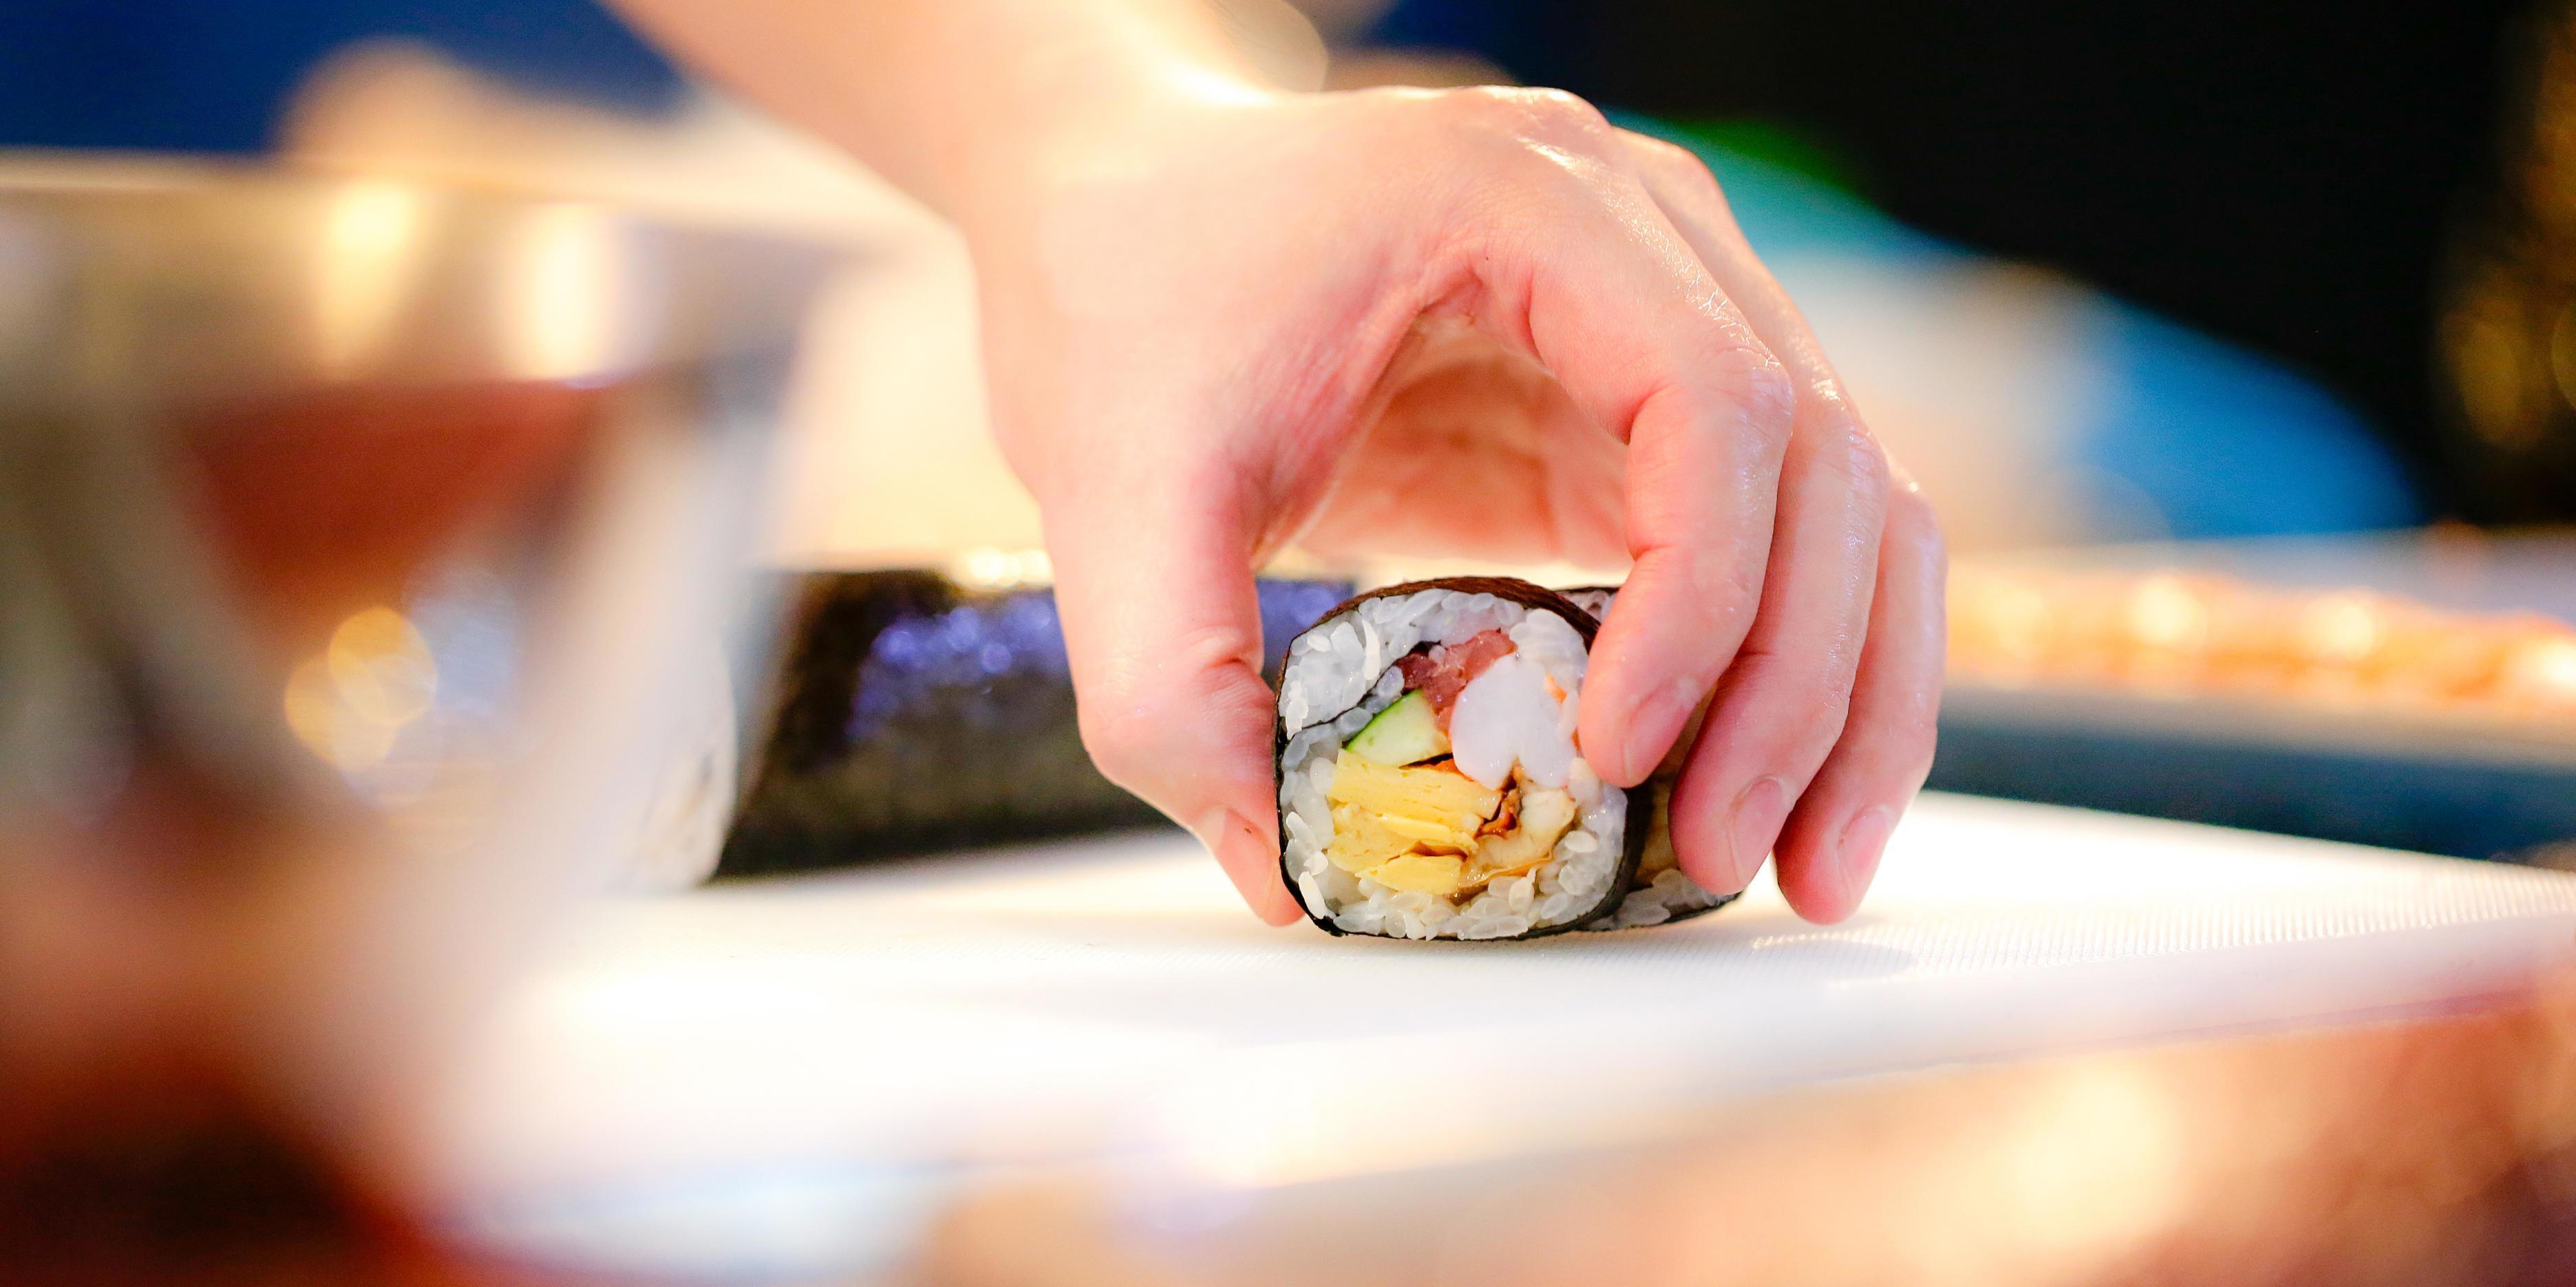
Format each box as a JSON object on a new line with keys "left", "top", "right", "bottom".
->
{"left": 2298, "top": 592, "right": 2385, "bottom": 667}
{"left": 1977, "top": 579, "right": 2053, "bottom": 666}
{"left": 2125, "top": 575, "right": 2210, "bottom": 654}
{"left": 504, "top": 204, "right": 624, "bottom": 382}
{"left": 286, "top": 656, "right": 395, "bottom": 772}
{"left": 1987, "top": 1065, "right": 2192, "bottom": 1268}
{"left": 2509, "top": 637, "right": 2576, "bottom": 710}
{"left": 315, "top": 180, "right": 424, "bottom": 378}
{"left": 284, "top": 606, "right": 439, "bottom": 773}
{"left": 952, "top": 547, "right": 1054, "bottom": 591}
{"left": 328, "top": 606, "right": 438, "bottom": 724}
{"left": 1149, "top": 1036, "right": 1608, "bottom": 1191}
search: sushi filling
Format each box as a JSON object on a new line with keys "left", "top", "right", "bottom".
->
{"left": 1320, "top": 630, "right": 1583, "bottom": 902}
{"left": 1279, "top": 590, "right": 1626, "bottom": 939}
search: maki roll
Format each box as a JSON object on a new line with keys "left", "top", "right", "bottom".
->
{"left": 1275, "top": 578, "right": 1650, "bottom": 939}
{"left": 723, "top": 573, "right": 1351, "bottom": 873}
{"left": 1560, "top": 586, "right": 1741, "bottom": 929}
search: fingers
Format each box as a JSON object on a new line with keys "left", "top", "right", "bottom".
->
{"left": 1614, "top": 129, "right": 1917, "bottom": 908}
{"left": 1663, "top": 412, "right": 1888, "bottom": 901}
{"left": 1044, "top": 465, "right": 1303, "bottom": 926}
{"left": 1772, "top": 480, "right": 1946, "bottom": 922}
{"left": 1431, "top": 89, "right": 1798, "bottom": 792}
{"left": 1586, "top": 336, "right": 1793, "bottom": 789}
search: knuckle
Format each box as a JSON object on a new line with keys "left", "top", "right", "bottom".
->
{"left": 1806, "top": 416, "right": 1893, "bottom": 505}
{"left": 1637, "top": 544, "right": 1765, "bottom": 655}
{"left": 1712, "top": 560, "right": 1769, "bottom": 632}
{"left": 1880, "top": 482, "right": 1950, "bottom": 587}
{"left": 1514, "top": 87, "right": 1615, "bottom": 143}
{"left": 1443, "top": 85, "right": 1612, "bottom": 156}
{"left": 1703, "top": 346, "right": 1800, "bottom": 445}
{"left": 1887, "top": 480, "right": 1939, "bottom": 536}
{"left": 1738, "top": 646, "right": 1858, "bottom": 737}
{"left": 1678, "top": 566, "right": 1767, "bottom": 663}
{"left": 1884, "top": 694, "right": 1941, "bottom": 769}
{"left": 1852, "top": 657, "right": 1944, "bottom": 786}
{"left": 1635, "top": 136, "right": 1732, "bottom": 213}
{"left": 1811, "top": 663, "right": 1862, "bottom": 727}
{"left": 1630, "top": 134, "right": 1699, "bottom": 174}
{"left": 1439, "top": 85, "right": 1536, "bottom": 134}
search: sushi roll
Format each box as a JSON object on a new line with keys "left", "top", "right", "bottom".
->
{"left": 1274, "top": 578, "right": 1651, "bottom": 939}
{"left": 723, "top": 573, "right": 1352, "bottom": 873}
{"left": 1560, "top": 586, "right": 1741, "bottom": 929}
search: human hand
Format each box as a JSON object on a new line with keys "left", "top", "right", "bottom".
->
{"left": 961, "top": 81, "right": 1944, "bottom": 926}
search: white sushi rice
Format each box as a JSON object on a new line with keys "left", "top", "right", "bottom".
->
{"left": 1277, "top": 589, "right": 1626, "bottom": 939}
{"left": 1603, "top": 862, "right": 1727, "bottom": 928}
{"left": 1555, "top": 586, "right": 1732, "bottom": 930}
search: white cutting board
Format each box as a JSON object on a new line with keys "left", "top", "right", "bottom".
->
{"left": 434, "top": 794, "right": 2576, "bottom": 1281}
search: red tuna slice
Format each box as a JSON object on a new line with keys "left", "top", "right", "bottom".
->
{"left": 1394, "top": 628, "right": 1516, "bottom": 727}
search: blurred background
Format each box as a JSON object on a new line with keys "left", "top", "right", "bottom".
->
{"left": 19, "top": 0, "right": 2576, "bottom": 859}
{"left": 8, "top": 0, "right": 2557, "bottom": 555}
{"left": 17, "top": 3, "right": 2576, "bottom": 1284}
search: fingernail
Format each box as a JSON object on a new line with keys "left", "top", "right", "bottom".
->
{"left": 1835, "top": 806, "right": 1895, "bottom": 907}
{"left": 1724, "top": 776, "right": 1789, "bottom": 890}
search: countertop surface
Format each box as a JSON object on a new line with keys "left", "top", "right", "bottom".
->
{"left": 435, "top": 793, "right": 2576, "bottom": 1281}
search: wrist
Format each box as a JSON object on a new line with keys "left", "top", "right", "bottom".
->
{"left": 941, "top": 53, "right": 1278, "bottom": 246}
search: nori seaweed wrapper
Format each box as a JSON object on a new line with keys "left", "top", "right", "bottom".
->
{"left": 720, "top": 572, "right": 1350, "bottom": 875}
{"left": 1560, "top": 584, "right": 1741, "bottom": 927}
{"left": 1274, "top": 577, "right": 1652, "bottom": 939}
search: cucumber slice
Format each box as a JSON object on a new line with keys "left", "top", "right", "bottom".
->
{"left": 1343, "top": 690, "right": 1449, "bottom": 766}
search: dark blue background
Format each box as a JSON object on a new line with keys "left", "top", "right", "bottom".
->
{"left": 0, "top": 0, "right": 683, "bottom": 151}
{"left": 1, "top": 0, "right": 2526, "bottom": 524}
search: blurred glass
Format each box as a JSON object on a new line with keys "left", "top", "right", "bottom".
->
{"left": 0, "top": 155, "right": 825, "bottom": 1257}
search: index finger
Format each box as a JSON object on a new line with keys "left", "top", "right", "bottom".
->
{"left": 1449, "top": 142, "right": 1796, "bottom": 787}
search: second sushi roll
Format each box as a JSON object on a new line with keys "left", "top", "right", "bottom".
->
{"left": 1275, "top": 577, "right": 1653, "bottom": 940}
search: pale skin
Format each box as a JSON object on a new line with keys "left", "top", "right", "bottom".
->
{"left": 610, "top": 0, "right": 1947, "bottom": 926}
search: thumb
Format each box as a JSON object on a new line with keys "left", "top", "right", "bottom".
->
{"left": 1044, "top": 478, "right": 1301, "bottom": 926}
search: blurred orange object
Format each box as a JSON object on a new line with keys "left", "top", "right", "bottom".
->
{"left": 1949, "top": 563, "right": 2576, "bottom": 724}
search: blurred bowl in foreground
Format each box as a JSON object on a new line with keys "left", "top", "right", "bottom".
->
{"left": 0, "top": 153, "right": 829, "bottom": 1238}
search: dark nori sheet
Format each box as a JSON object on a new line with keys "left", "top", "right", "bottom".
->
{"left": 1273, "top": 576, "right": 1650, "bottom": 939}
{"left": 717, "top": 573, "right": 1351, "bottom": 875}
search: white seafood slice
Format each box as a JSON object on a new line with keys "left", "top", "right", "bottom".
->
{"left": 1448, "top": 652, "right": 1577, "bottom": 789}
